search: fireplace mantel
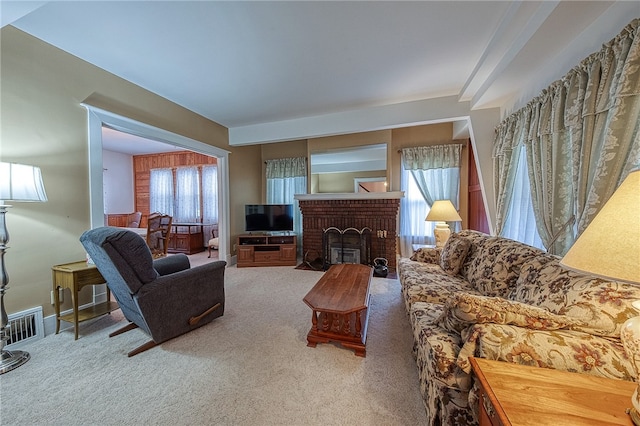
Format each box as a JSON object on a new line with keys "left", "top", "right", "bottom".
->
{"left": 294, "top": 191, "right": 404, "bottom": 201}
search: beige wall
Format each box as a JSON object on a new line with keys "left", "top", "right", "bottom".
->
{"left": 263, "top": 122, "right": 470, "bottom": 226}
{"left": 0, "top": 27, "right": 257, "bottom": 317}
{"left": 0, "top": 26, "right": 483, "bottom": 321}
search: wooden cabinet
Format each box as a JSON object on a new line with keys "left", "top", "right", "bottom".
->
{"left": 237, "top": 235, "right": 297, "bottom": 267}
{"left": 168, "top": 224, "right": 205, "bottom": 255}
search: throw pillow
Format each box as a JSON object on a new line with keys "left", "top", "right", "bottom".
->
{"left": 437, "top": 292, "right": 581, "bottom": 333}
{"left": 439, "top": 233, "right": 471, "bottom": 276}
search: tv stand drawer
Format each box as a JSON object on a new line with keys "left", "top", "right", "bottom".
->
{"left": 254, "top": 251, "right": 280, "bottom": 262}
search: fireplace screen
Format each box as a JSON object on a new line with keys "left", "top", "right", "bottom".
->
{"left": 322, "top": 227, "right": 371, "bottom": 270}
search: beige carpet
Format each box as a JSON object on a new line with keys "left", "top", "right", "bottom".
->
{"left": 0, "top": 261, "right": 427, "bottom": 425}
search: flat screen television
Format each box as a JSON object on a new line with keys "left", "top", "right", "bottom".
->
{"left": 245, "top": 204, "right": 294, "bottom": 232}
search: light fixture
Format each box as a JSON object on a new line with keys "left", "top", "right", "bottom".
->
{"left": 0, "top": 162, "right": 48, "bottom": 374}
{"left": 560, "top": 169, "right": 640, "bottom": 424}
{"left": 425, "top": 199, "right": 462, "bottom": 248}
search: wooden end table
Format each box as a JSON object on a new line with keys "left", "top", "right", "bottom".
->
{"left": 52, "top": 260, "right": 119, "bottom": 340}
{"left": 470, "top": 357, "right": 635, "bottom": 426}
{"left": 303, "top": 263, "right": 373, "bottom": 357}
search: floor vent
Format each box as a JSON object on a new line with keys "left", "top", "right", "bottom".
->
{"left": 5, "top": 307, "right": 44, "bottom": 348}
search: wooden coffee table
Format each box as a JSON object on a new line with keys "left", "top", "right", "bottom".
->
{"left": 303, "top": 263, "right": 373, "bottom": 357}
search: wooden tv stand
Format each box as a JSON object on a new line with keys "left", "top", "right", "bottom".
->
{"left": 237, "top": 234, "right": 297, "bottom": 267}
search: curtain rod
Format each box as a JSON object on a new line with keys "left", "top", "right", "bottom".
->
{"left": 396, "top": 141, "right": 467, "bottom": 153}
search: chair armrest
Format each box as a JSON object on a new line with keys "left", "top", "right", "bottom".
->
{"left": 153, "top": 254, "right": 191, "bottom": 276}
{"left": 456, "top": 323, "right": 635, "bottom": 382}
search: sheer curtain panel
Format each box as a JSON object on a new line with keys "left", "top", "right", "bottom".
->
{"left": 175, "top": 166, "right": 201, "bottom": 223}
{"left": 149, "top": 168, "right": 174, "bottom": 217}
{"left": 266, "top": 157, "right": 307, "bottom": 245}
{"left": 202, "top": 165, "right": 219, "bottom": 246}
{"left": 399, "top": 144, "right": 462, "bottom": 257}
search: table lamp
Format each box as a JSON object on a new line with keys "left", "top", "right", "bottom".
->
{"left": 0, "top": 162, "right": 48, "bottom": 374}
{"left": 425, "top": 199, "right": 462, "bottom": 248}
{"left": 560, "top": 169, "right": 640, "bottom": 424}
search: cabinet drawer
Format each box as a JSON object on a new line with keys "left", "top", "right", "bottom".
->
{"left": 478, "top": 388, "right": 501, "bottom": 426}
{"left": 254, "top": 251, "right": 280, "bottom": 262}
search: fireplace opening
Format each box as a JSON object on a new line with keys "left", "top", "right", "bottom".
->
{"left": 322, "top": 227, "right": 372, "bottom": 270}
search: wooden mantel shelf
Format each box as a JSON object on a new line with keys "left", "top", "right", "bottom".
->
{"left": 294, "top": 191, "right": 404, "bottom": 201}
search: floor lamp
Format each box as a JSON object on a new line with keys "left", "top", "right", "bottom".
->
{"left": 0, "top": 162, "right": 48, "bottom": 374}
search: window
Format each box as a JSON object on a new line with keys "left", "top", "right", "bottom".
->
{"left": 500, "top": 147, "right": 543, "bottom": 249}
{"left": 150, "top": 165, "right": 219, "bottom": 226}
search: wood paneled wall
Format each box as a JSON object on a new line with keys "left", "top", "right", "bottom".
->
{"left": 133, "top": 151, "right": 217, "bottom": 226}
{"left": 467, "top": 141, "right": 490, "bottom": 234}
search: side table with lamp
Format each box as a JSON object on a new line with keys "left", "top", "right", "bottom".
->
{"left": 559, "top": 169, "right": 640, "bottom": 424}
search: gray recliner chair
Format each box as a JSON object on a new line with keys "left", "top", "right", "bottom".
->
{"left": 80, "top": 227, "right": 226, "bottom": 356}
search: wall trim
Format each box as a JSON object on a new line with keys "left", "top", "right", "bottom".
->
{"left": 81, "top": 103, "right": 231, "bottom": 265}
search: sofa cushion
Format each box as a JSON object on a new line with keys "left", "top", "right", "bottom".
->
{"left": 455, "top": 323, "right": 636, "bottom": 382}
{"left": 439, "top": 233, "right": 471, "bottom": 276}
{"left": 438, "top": 292, "right": 580, "bottom": 333}
{"left": 464, "top": 236, "right": 542, "bottom": 297}
{"left": 509, "top": 253, "right": 640, "bottom": 337}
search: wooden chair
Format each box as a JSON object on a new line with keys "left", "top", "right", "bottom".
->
{"left": 126, "top": 211, "right": 142, "bottom": 228}
{"left": 208, "top": 224, "right": 219, "bottom": 258}
{"left": 146, "top": 212, "right": 172, "bottom": 258}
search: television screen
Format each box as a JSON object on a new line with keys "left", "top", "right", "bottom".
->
{"left": 245, "top": 204, "right": 294, "bottom": 232}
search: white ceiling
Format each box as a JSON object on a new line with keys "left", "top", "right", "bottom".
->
{"left": 3, "top": 1, "right": 636, "bottom": 150}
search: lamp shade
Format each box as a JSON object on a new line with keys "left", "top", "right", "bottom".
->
{"left": 560, "top": 169, "right": 640, "bottom": 285}
{"left": 426, "top": 200, "right": 462, "bottom": 222}
{"left": 0, "top": 162, "right": 48, "bottom": 203}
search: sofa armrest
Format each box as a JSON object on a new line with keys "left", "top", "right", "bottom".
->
{"left": 153, "top": 254, "right": 191, "bottom": 276}
{"left": 410, "top": 247, "right": 442, "bottom": 264}
{"left": 456, "top": 323, "right": 635, "bottom": 382}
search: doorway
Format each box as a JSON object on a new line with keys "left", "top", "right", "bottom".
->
{"left": 83, "top": 104, "right": 231, "bottom": 263}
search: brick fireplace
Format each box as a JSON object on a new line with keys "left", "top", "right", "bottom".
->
{"left": 294, "top": 192, "right": 403, "bottom": 271}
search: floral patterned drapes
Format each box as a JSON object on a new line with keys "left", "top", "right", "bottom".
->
{"left": 494, "top": 18, "right": 640, "bottom": 255}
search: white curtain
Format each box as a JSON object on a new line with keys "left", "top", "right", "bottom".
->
{"left": 175, "top": 166, "right": 200, "bottom": 223}
{"left": 399, "top": 144, "right": 462, "bottom": 257}
{"left": 266, "top": 157, "right": 306, "bottom": 250}
{"left": 500, "top": 147, "right": 544, "bottom": 249}
{"left": 149, "top": 168, "right": 174, "bottom": 216}
{"left": 202, "top": 165, "right": 218, "bottom": 245}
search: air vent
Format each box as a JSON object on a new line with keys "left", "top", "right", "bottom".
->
{"left": 6, "top": 307, "right": 44, "bottom": 348}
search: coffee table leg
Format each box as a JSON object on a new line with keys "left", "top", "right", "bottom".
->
{"left": 307, "top": 310, "right": 318, "bottom": 347}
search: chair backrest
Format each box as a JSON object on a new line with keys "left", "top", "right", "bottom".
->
{"left": 126, "top": 211, "right": 142, "bottom": 228}
{"left": 80, "top": 227, "right": 159, "bottom": 333}
{"left": 146, "top": 213, "right": 173, "bottom": 258}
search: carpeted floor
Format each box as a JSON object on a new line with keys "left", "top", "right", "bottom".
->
{"left": 0, "top": 262, "right": 426, "bottom": 425}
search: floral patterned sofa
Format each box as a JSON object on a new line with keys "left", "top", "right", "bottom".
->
{"left": 398, "top": 229, "right": 639, "bottom": 425}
